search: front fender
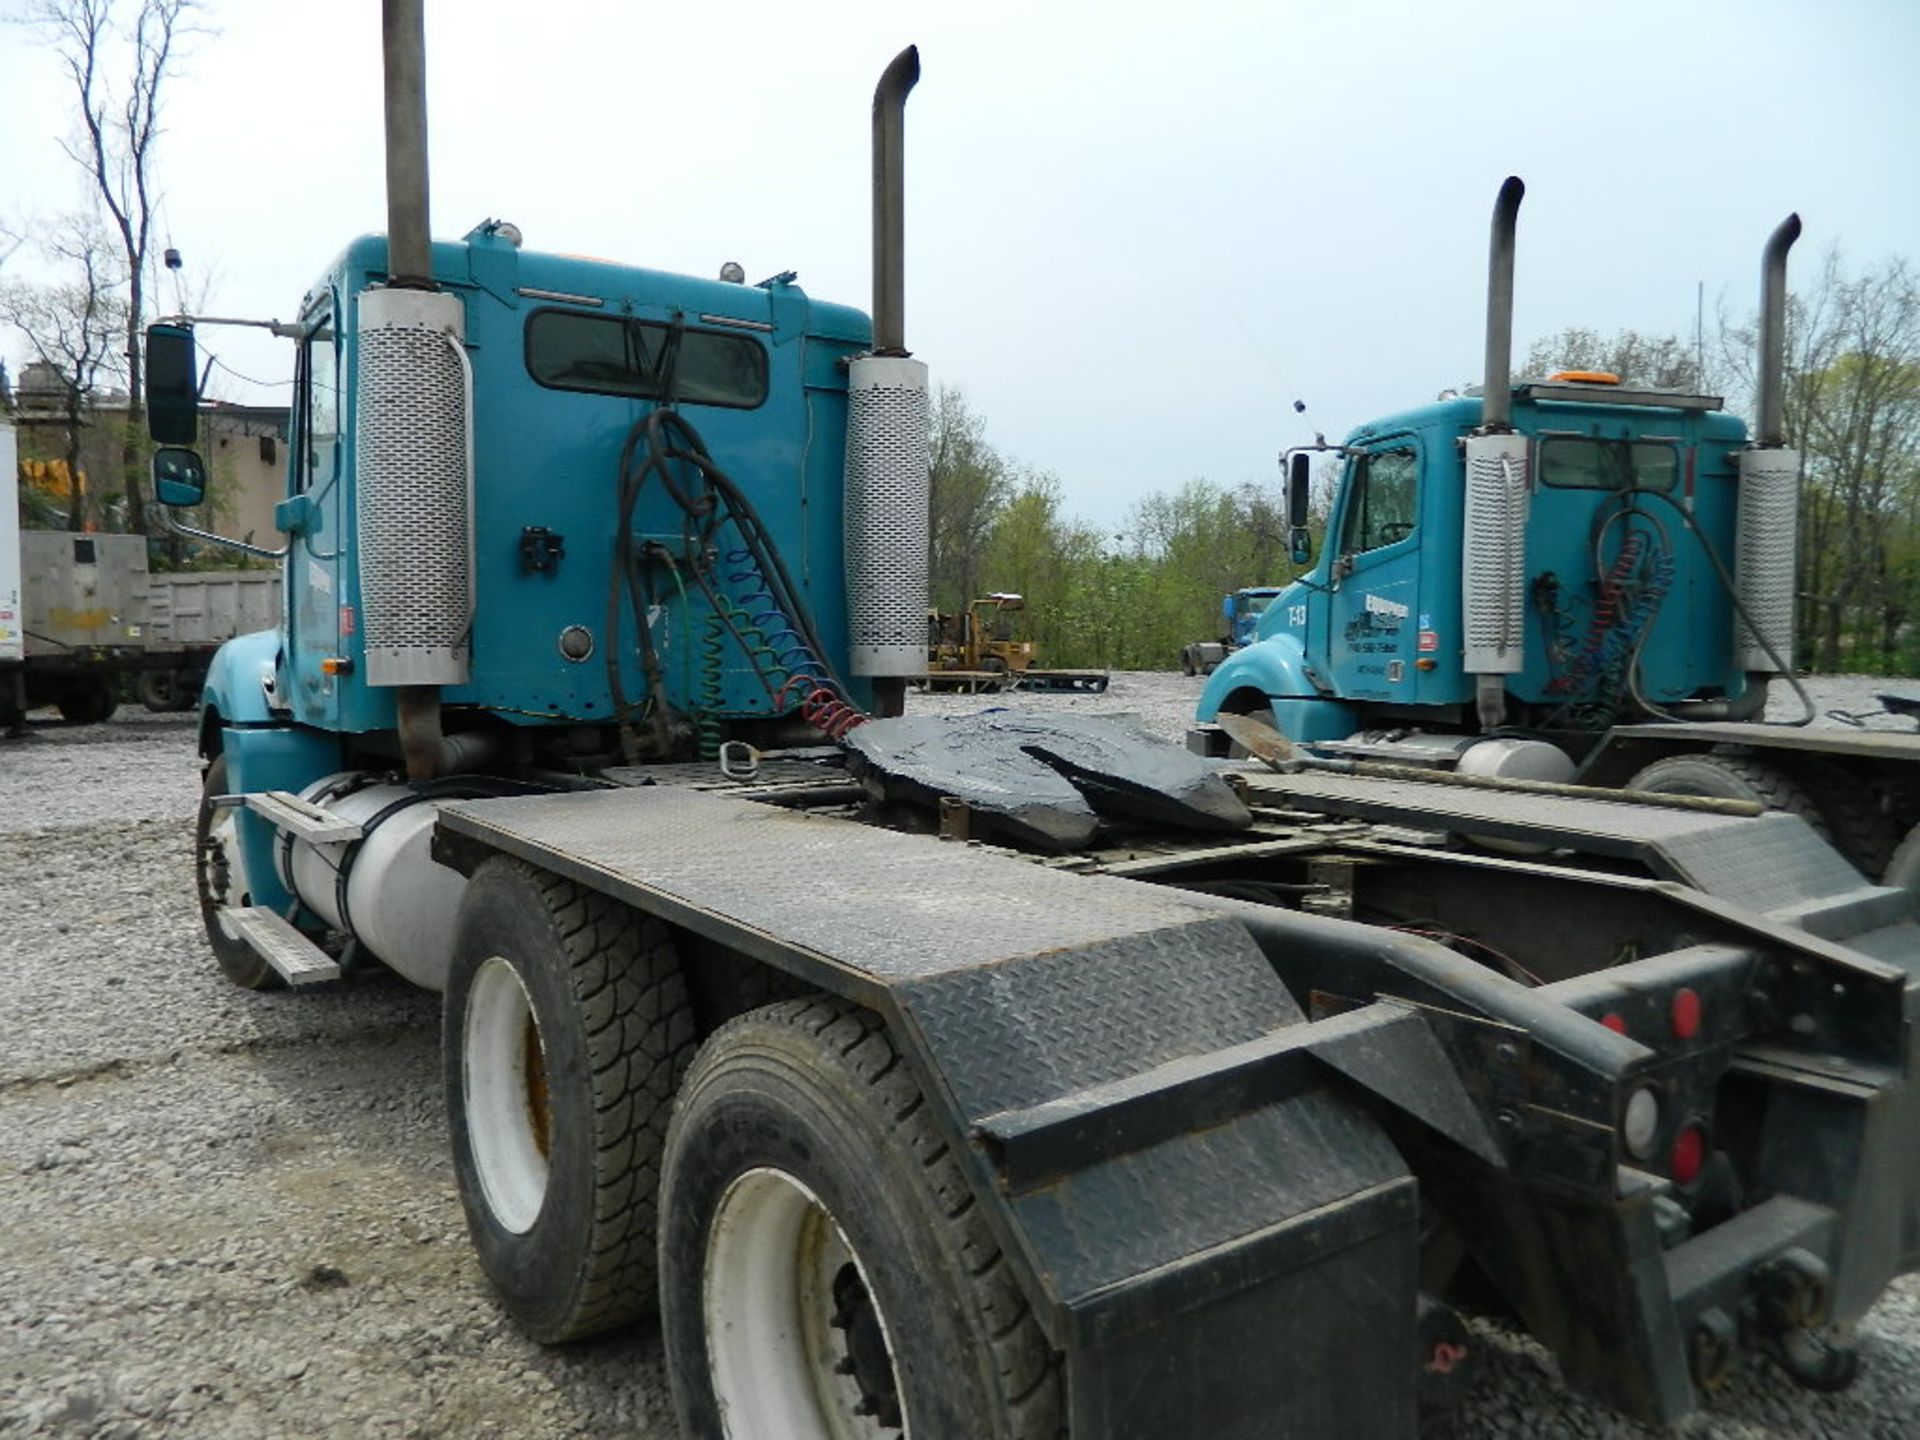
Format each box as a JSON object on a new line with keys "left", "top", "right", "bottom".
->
{"left": 1195, "top": 635, "right": 1358, "bottom": 743}
{"left": 1196, "top": 634, "right": 1318, "bottom": 719}
{"left": 201, "top": 628, "right": 281, "bottom": 726}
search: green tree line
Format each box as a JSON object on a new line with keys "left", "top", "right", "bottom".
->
{"left": 928, "top": 385, "right": 1319, "bottom": 671}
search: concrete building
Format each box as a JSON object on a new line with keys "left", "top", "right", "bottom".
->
{"left": 5, "top": 367, "right": 287, "bottom": 546}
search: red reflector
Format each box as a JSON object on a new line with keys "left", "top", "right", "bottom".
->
{"left": 1672, "top": 987, "right": 1702, "bottom": 1039}
{"left": 1671, "top": 1124, "right": 1707, "bottom": 1185}
{"left": 1600, "top": 1012, "right": 1628, "bottom": 1035}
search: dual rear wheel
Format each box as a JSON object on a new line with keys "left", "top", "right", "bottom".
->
{"left": 1628, "top": 750, "right": 1908, "bottom": 885}
{"left": 443, "top": 863, "right": 1060, "bottom": 1436}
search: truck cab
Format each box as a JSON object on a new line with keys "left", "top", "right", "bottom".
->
{"left": 1226, "top": 585, "right": 1282, "bottom": 648}
{"left": 198, "top": 225, "right": 876, "bottom": 745}
{"left": 1198, "top": 179, "right": 1800, "bottom": 776}
{"left": 1202, "top": 383, "right": 1752, "bottom": 749}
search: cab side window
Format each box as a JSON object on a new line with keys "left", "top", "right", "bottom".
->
{"left": 1337, "top": 448, "right": 1418, "bottom": 555}
{"left": 298, "top": 309, "right": 339, "bottom": 492}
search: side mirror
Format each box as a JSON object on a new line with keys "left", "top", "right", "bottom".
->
{"left": 1286, "top": 452, "right": 1313, "bottom": 564}
{"left": 1287, "top": 452, "right": 1312, "bottom": 528}
{"left": 146, "top": 323, "right": 200, "bottom": 444}
{"left": 152, "top": 446, "right": 207, "bottom": 507}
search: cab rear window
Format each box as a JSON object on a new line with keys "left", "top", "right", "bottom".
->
{"left": 1539, "top": 437, "right": 1677, "bottom": 491}
{"left": 526, "top": 310, "right": 767, "bottom": 408}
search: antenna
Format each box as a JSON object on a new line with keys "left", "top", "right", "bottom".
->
{"left": 1695, "top": 279, "right": 1705, "bottom": 386}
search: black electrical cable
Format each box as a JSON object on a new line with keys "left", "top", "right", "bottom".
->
{"left": 628, "top": 406, "right": 850, "bottom": 698}
{"left": 603, "top": 392, "right": 856, "bottom": 762}
{"left": 1617, "top": 486, "right": 1816, "bottom": 726}
{"left": 603, "top": 314, "right": 697, "bottom": 759}
{"left": 1594, "top": 498, "right": 1686, "bottom": 724}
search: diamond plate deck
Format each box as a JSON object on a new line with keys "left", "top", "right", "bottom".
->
{"left": 442, "top": 786, "right": 1244, "bottom": 984}
{"left": 1605, "top": 720, "right": 1920, "bottom": 762}
{"left": 1241, "top": 769, "right": 1878, "bottom": 919}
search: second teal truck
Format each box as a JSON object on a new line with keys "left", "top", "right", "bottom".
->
{"left": 1196, "top": 179, "right": 1920, "bottom": 890}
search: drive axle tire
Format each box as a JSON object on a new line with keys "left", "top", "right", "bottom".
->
{"left": 444, "top": 857, "right": 694, "bottom": 1343}
{"left": 136, "top": 670, "right": 196, "bottom": 713}
{"left": 1794, "top": 758, "right": 1900, "bottom": 878}
{"left": 195, "top": 753, "right": 280, "bottom": 990}
{"left": 56, "top": 681, "right": 116, "bottom": 725}
{"left": 661, "top": 997, "right": 1061, "bottom": 1440}
{"left": 1627, "top": 752, "right": 1830, "bottom": 839}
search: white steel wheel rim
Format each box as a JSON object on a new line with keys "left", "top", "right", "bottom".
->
{"left": 464, "top": 956, "right": 550, "bottom": 1234}
{"left": 704, "top": 1166, "right": 908, "bottom": 1439}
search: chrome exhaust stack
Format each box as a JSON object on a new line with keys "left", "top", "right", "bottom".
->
{"left": 844, "top": 46, "right": 930, "bottom": 716}
{"left": 871, "top": 46, "right": 919, "bottom": 358}
{"left": 1479, "top": 176, "right": 1525, "bottom": 433}
{"left": 1755, "top": 214, "right": 1802, "bottom": 449}
{"left": 1462, "top": 178, "right": 1531, "bottom": 725}
{"left": 1735, "top": 215, "right": 1802, "bottom": 676}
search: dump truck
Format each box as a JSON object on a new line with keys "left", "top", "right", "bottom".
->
{"left": 0, "top": 424, "right": 21, "bottom": 720}
{"left": 925, "top": 592, "right": 1109, "bottom": 692}
{"left": 150, "top": 10, "right": 1920, "bottom": 1437}
{"left": 1, "top": 426, "right": 285, "bottom": 729}
{"left": 1180, "top": 584, "right": 1283, "bottom": 676}
{"left": 1195, "top": 179, "right": 1920, "bottom": 891}
{"left": 138, "top": 567, "right": 282, "bottom": 711}
{"left": 1, "top": 427, "right": 145, "bottom": 728}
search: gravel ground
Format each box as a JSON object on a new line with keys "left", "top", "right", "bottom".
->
{"left": 2, "top": 677, "right": 1918, "bottom": 1438}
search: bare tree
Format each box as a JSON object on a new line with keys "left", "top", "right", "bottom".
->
{"left": 27, "top": 0, "right": 200, "bottom": 540}
{"left": 0, "top": 220, "right": 130, "bottom": 531}
{"left": 0, "top": 217, "right": 25, "bottom": 274}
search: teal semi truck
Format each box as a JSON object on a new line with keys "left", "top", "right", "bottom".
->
{"left": 1179, "top": 585, "right": 1283, "bottom": 675}
{"left": 1196, "top": 179, "right": 1920, "bottom": 887}
{"left": 148, "top": 9, "right": 1920, "bottom": 1437}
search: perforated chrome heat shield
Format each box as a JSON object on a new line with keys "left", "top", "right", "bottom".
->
{"left": 844, "top": 354, "right": 929, "bottom": 677}
{"left": 355, "top": 287, "right": 473, "bottom": 687}
{"left": 1735, "top": 447, "right": 1799, "bottom": 673}
{"left": 1461, "top": 432, "right": 1530, "bottom": 674}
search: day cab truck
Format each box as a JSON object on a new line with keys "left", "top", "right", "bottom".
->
{"left": 1179, "top": 585, "right": 1283, "bottom": 676}
{"left": 145, "top": 9, "right": 1920, "bottom": 1437}
{"left": 1196, "top": 179, "right": 1920, "bottom": 892}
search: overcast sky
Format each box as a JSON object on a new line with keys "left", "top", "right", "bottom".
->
{"left": 2, "top": 0, "right": 1915, "bottom": 531}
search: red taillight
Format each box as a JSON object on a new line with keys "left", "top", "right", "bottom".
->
{"left": 1671, "top": 987, "right": 1702, "bottom": 1040}
{"left": 1601, "top": 1012, "right": 1628, "bottom": 1035}
{"left": 1671, "top": 1124, "right": 1707, "bottom": 1185}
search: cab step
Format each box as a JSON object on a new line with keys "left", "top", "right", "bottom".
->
{"left": 236, "top": 790, "right": 364, "bottom": 845}
{"left": 225, "top": 905, "right": 341, "bottom": 985}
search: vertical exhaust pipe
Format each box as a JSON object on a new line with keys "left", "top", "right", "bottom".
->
{"left": 363, "top": 0, "right": 473, "bottom": 774}
{"left": 871, "top": 46, "right": 920, "bottom": 358}
{"left": 1462, "top": 177, "right": 1531, "bottom": 723}
{"left": 1480, "top": 176, "right": 1525, "bottom": 432}
{"left": 1756, "top": 214, "right": 1802, "bottom": 448}
{"left": 382, "top": 0, "right": 432, "bottom": 288}
{"left": 844, "top": 47, "right": 929, "bottom": 718}
{"left": 1736, "top": 214, "right": 1803, "bottom": 676}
